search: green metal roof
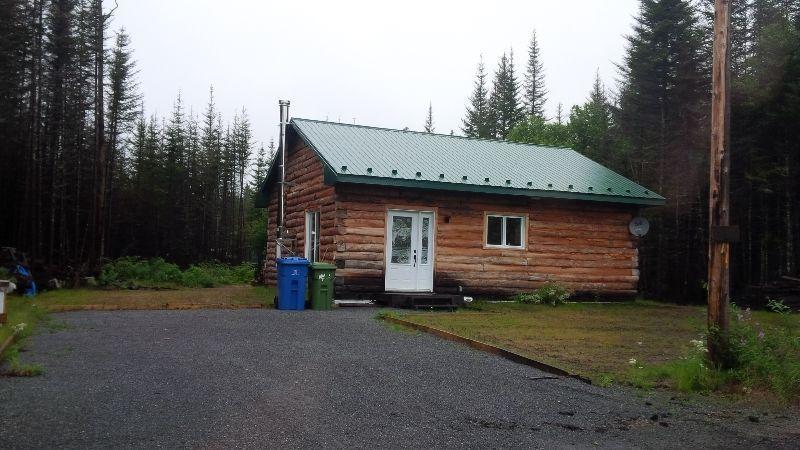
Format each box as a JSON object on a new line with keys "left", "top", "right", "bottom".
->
{"left": 258, "top": 118, "right": 665, "bottom": 207}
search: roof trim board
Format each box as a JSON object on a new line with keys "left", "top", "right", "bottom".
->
{"left": 329, "top": 172, "right": 665, "bottom": 206}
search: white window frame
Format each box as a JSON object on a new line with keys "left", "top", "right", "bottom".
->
{"left": 484, "top": 213, "right": 527, "bottom": 249}
{"left": 304, "top": 211, "right": 320, "bottom": 262}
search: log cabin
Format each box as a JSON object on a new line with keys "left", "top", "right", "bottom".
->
{"left": 256, "top": 117, "right": 665, "bottom": 300}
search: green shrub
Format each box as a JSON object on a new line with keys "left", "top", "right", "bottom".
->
{"left": 1, "top": 298, "right": 47, "bottom": 367}
{"left": 595, "top": 373, "right": 615, "bottom": 387}
{"left": 2, "top": 348, "right": 44, "bottom": 377}
{"left": 181, "top": 265, "right": 216, "bottom": 288}
{"left": 628, "top": 340, "right": 729, "bottom": 393}
{"left": 767, "top": 297, "right": 792, "bottom": 314}
{"left": 229, "top": 262, "right": 257, "bottom": 284}
{"left": 724, "top": 301, "right": 800, "bottom": 400}
{"left": 630, "top": 301, "right": 799, "bottom": 401}
{"left": 180, "top": 262, "right": 255, "bottom": 287}
{"left": 98, "top": 258, "right": 255, "bottom": 289}
{"left": 0, "top": 266, "right": 14, "bottom": 282}
{"left": 98, "top": 257, "right": 182, "bottom": 288}
{"left": 514, "top": 283, "right": 571, "bottom": 306}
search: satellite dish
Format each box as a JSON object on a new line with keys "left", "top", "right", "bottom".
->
{"left": 629, "top": 216, "right": 650, "bottom": 237}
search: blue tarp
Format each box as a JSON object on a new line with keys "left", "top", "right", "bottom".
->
{"left": 14, "top": 264, "right": 37, "bottom": 297}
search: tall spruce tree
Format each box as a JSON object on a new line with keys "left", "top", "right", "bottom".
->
{"left": 424, "top": 102, "right": 435, "bottom": 133}
{"left": 569, "top": 71, "right": 614, "bottom": 166}
{"left": 555, "top": 102, "right": 564, "bottom": 125}
{"left": 0, "top": 2, "right": 266, "bottom": 273}
{"left": 199, "top": 87, "right": 222, "bottom": 257}
{"left": 728, "top": 0, "right": 800, "bottom": 283}
{"left": 523, "top": 30, "right": 547, "bottom": 118}
{"left": 162, "top": 93, "right": 189, "bottom": 260}
{"left": 616, "top": 0, "right": 707, "bottom": 300}
{"left": 106, "top": 29, "right": 139, "bottom": 168}
{"left": 105, "top": 28, "right": 140, "bottom": 256}
{"left": 0, "top": 0, "right": 33, "bottom": 250}
{"left": 488, "top": 50, "right": 524, "bottom": 139}
{"left": 251, "top": 143, "right": 269, "bottom": 192}
{"left": 183, "top": 107, "right": 202, "bottom": 261}
{"left": 246, "top": 142, "right": 269, "bottom": 265}
{"left": 507, "top": 115, "right": 572, "bottom": 148}
{"left": 88, "top": 0, "right": 111, "bottom": 266}
{"left": 462, "top": 57, "right": 491, "bottom": 138}
{"left": 232, "top": 108, "right": 253, "bottom": 260}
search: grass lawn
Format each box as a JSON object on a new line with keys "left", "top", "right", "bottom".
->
{"left": 1, "top": 296, "right": 49, "bottom": 372}
{"left": 35, "top": 285, "right": 275, "bottom": 312}
{"left": 398, "top": 301, "right": 799, "bottom": 387}
{"left": 1, "top": 296, "right": 47, "bottom": 349}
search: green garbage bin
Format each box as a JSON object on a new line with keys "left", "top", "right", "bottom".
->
{"left": 309, "top": 263, "right": 336, "bottom": 310}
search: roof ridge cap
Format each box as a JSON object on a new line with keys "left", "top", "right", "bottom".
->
{"left": 291, "top": 117, "right": 575, "bottom": 151}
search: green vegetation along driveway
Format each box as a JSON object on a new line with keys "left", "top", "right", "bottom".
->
{"left": 397, "top": 301, "right": 800, "bottom": 400}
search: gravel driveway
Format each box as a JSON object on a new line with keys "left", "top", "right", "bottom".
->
{"left": 0, "top": 308, "right": 796, "bottom": 448}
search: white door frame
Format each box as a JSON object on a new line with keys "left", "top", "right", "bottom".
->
{"left": 385, "top": 209, "right": 435, "bottom": 292}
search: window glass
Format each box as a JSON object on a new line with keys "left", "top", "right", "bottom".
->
{"left": 391, "top": 216, "right": 412, "bottom": 264}
{"left": 421, "top": 217, "right": 430, "bottom": 264}
{"left": 487, "top": 216, "right": 503, "bottom": 246}
{"left": 305, "top": 211, "right": 320, "bottom": 262}
{"left": 486, "top": 214, "right": 524, "bottom": 248}
{"left": 505, "top": 217, "right": 523, "bottom": 247}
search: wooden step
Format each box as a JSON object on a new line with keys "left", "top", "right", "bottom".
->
{"left": 377, "top": 292, "right": 465, "bottom": 310}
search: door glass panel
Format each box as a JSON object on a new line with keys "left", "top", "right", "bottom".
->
{"left": 487, "top": 216, "right": 503, "bottom": 245}
{"left": 506, "top": 217, "right": 523, "bottom": 247}
{"left": 420, "top": 217, "right": 430, "bottom": 264}
{"left": 391, "top": 216, "right": 413, "bottom": 264}
{"left": 313, "top": 211, "right": 320, "bottom": 261}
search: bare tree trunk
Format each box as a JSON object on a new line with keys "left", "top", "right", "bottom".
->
{"left": 32, "top": 0, "right": 46, "bottom": 261}
{"left": 239, "top": 162, "right": 245, "bottom": 261}
{"left": 48, "top": 124, "right": 61, "bottom": 264}
{"left": 92, "top": 0, "right": 107, "bottom": 268}
{"left": 746, "top": 182, "right": 752, "bottom": 285}
{"left": 786, "top": 156, "right": 794, "bottom": 275}
{"left": 21, "top": 0, "right": 44, "bottom": 260}
{"left": 760, "top": 197, "right": 768, "bottom": 284}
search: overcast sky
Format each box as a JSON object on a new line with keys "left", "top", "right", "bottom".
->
{"left": 112, "top": 0, "right": 641, "bottom": 149}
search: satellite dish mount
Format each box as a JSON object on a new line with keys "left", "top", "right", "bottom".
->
{"left": 629, "top": 216, "right": 650, "bottom": 238}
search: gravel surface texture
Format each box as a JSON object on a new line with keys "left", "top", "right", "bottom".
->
{"left": 0, "top": 308, "right": 796, "bottom": 449}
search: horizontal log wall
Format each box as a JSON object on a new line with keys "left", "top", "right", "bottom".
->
{"left": 261, "top": 142, "right": 335, "bottom": 285}
{"left": 263, "top": 143, "right": 642, "bottom": 297}
{"left": 334, "top": 184, "right": 640, "bottom": 297}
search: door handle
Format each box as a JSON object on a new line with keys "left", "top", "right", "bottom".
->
{"left": 413, "top": 249, "right": 417, "bottom": 267}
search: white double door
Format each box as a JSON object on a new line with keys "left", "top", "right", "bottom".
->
{"left": 385, "top": 210, "right": 435, "bottom": 292}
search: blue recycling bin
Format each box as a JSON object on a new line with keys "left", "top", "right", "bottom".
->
{"left": 276, "top": 257, "right": 310, "bottom": 310}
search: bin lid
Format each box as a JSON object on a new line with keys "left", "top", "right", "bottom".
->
{"left": 310, "top": 262, "right": 337, "bottom": 270}
{"left": 277, "top": 257, "right": 310, "bottom": 265}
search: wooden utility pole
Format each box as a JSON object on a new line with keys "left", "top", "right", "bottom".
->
{"left": 708, "top": 0, "right": 732, "bottom": 364}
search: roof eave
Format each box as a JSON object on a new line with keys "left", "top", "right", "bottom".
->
{"left": 332, "top": 174, "right": 666, "bottom": 207}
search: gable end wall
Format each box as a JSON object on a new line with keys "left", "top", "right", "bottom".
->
{"left": 261, "top": 142, "right": 336, "bottom": 285}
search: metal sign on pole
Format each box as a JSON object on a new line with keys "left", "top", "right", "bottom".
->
{"left": 0, "top": 280, "right": 9, "bottom": 324}
{"left": 708, "top": 0, "right": 732, "bottom": 364}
